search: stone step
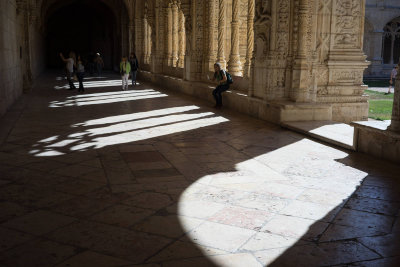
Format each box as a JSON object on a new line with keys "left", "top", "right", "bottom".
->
{"left": 281, "top": 120, "right": 355, "bottom": 151}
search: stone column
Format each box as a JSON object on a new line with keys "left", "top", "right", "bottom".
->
{"left": 206, "top": 0, "right": 217, "bottom": 72}
{"left": 135, "top": 11, "right": 142, "bottom": 64}
{"left": 163, "top": 5, "right": 170, "bottom": 67}
{"left": 172, "top": 2, "right": 179, "bottom": 67}
{"left": 128, "top": 20, "right": 135, "bottom": 54}
{"left": 166, "top": 4, "right": 173, "bottom": 66}
{"left": 227, "top": 0, "right": 242, "bottom": 76}
{"left": 217, "top": 0, "right": 226, "bottom": 68}
{"left": 244, "top": 0, "right": 254, "bottom": 79}
{"left": 146, "top": 21, "right": 152, "bottom": 64}
{"left": 181, "top": 1, "right": 192, "bottom": 80}
{"left": 153, "top": 1, "right": 164, "bottom": 73}
{"left": 389, "top": 65, "right": 400, "bottom": 132}
{"left": 291, "top": 0, "right": 310, "bottom": 102}
{"left": 143, "top": 17, "right": 149, "bottom": 64}
{"left": 177, "top": 9, "right": 185, "bottom": 68}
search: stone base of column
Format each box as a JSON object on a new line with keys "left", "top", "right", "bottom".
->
{"left": 388, "top": 121, "right": 400, "bottom": 132}
{"left": 290, "top": 59, "right": 311, "bottom": 102}
{"left": 216, "top": 58, "right": 226, "bottom": 70}
{"left": 227, "top": 53, "right": 242, "bottom": 76}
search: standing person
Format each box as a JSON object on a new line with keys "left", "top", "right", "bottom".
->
{"left": 59, "top": 52, "right": 76, "bottom": 90}
{"left": 76, "top": 55, "right": 85, "bottom": 92}
{"left": 129, "top": 52, "right": 139, "bottom": 86}
{"left": 387, "top": 65, "right": 398, "bottom": 94}
{"left": 95, "top": 53, "right": 104, "bottom": 77}
{"left": 209, "top": 63, "right": 231, "bottom": 109}
{"left": 120, "top": 56, "right": 131, "bottom": 91}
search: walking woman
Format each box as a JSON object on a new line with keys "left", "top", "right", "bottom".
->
{"left": 120, "top": 56, "right": 131, "bottom": 90}
{"left": 129, "top": 52, "right": 139, "bottom": 86}
{"left": 209, "top": 63, "right": 230, "bottom": 108}
{"left": 75, "top": 55, "right": 85, "bottom": 92}
{"left": 59, "top": 52, "right": 76, "bottom": 90}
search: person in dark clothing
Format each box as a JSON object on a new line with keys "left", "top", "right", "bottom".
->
{"left": 209, "top": 63, "right": 230, "bottom": 109}
{"left": 129, "top": 52, "right": 139, "bottom": 86}
{"left": 75, "top": 55, "right": 85, "bottom": 92}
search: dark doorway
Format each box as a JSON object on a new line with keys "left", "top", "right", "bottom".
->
{"left": 45, "top": 0, "right": 118, "bottom": 70}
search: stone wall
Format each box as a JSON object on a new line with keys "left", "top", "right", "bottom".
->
{"left": 0, "top": 0, "right": 24, "bottom": 117}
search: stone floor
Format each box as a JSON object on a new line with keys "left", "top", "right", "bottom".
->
{"left": 0, "top": 73, "right": 399, "bottom": 267}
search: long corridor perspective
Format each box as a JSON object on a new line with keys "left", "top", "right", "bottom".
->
{"left": 0, "top": 73, "right": 399, "bottom": 266}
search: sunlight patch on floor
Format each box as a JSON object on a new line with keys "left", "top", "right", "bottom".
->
{"left": 54, "top": 79, "right": 141, "bottom": 90}
{"left": 31, "top": 106, "right": 229, "bottom": 156}
{"left": 49, "top": 90, "right": 167, "bottom": 107}
{"left": 178, "top": 138, "right": 368, "bottom": 266}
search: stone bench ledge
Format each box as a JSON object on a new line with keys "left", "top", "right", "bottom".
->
{"left": 351, "top": 120, "right": 400, "bottom": 163}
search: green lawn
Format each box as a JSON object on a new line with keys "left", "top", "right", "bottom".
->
{"left": 364, "top": 90, "right": 394, "bottom": 120}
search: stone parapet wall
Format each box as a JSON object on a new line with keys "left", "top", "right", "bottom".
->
{"left": 352, "top": 121, "right": 400, "bottom": 164}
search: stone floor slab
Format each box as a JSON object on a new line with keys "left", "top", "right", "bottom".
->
{"left": 46, "top": 221, "right": 172, "bottom": 263}
{"left": 268, "top": 241, "right": 380, "bottom": 267}
{"left": 2, "top": 210, "right": 76, "bottom": 236}
{"left": 54, "top": 250, "right": 133, "bottom": 267}
{"left": 0, "top": 238, "right": 77, "bottom": 267}
{"left": 186, "top": 221, "right": 257, "bottom": 252}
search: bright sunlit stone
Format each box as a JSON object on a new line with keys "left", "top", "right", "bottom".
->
{"left": 32, "top": 106, "right": 229, "bottom": 156}
{"left": 85, "top": 112, "right": 216, "bottom": 136}
{"left": 177, "top": 138, "right": 368, "bottom": 266}
{"left": 49, "top": 91, "right": 167, "bottom": 107}
{"left": 75, "top": 105, "right": 201, "bottom": 127}
{"left": 70, "top": 116, "right": 229, "bottom": 150}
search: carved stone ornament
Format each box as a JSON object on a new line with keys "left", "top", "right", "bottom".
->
{"left": 254, "top": 0, "right": 271, "bottom": 26}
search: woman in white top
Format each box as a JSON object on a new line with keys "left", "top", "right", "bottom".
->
{"left": 60, "top": 52, "right": 76, "bottom": 90}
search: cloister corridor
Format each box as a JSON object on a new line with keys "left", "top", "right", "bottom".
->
{"left": 0, "top": 72, "right": 399, "bottom": 266}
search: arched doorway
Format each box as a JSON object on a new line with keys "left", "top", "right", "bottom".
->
{"left": 42, "top": 0, "right": 129, "bottom": 71}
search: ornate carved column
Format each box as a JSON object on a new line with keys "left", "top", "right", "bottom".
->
{"left": 181, "top": 0, "right": 192, "bottom": 80}
{"left": 143, "top": 16, "right": 149, "bottom": 64}
{"left": 227, "top": 0, "right": 242, "bottom": 75}
{"left": 244, "top": 0, "right": 255, "bottom": 79}
{"left": 128, "top": 20, "right": 135, "bottom": 54}
{"left": 324, "top": 0, "right": 370, "bottom": 122}
{"left": 153, "top": 0, "right": 165, "bottom": 73}
{"left": 177, "top": 8, "right": 185, "bottom": 68}
{"left": 217, "top": 0, "right": 226, "bottom": 68}
{"left": 290, "top": 0, "right": 310, "bottom": 102}
{"left": 389, "top": 65, "right": 400, "bottom": 132}
{"left": 165, "top": 3, "right": 172, "bottom": 66}
{"left": 135, "top": 4, "right": 143, "bottom": 64}
{"left": 163, "top": 5, "right": 170, "bottom": 67}
{"left": 206, "top": 0, "right": 217, "bottom": 72}
{"left": 172, "top": 2, "right": 179, "bottom": 67}
{"left": 147, "top": 22, "right": 153, "bottom": 64}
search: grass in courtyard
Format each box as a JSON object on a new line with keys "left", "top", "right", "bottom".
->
{"left": 364, "top": 90, "right": 394, "bottom": 120}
